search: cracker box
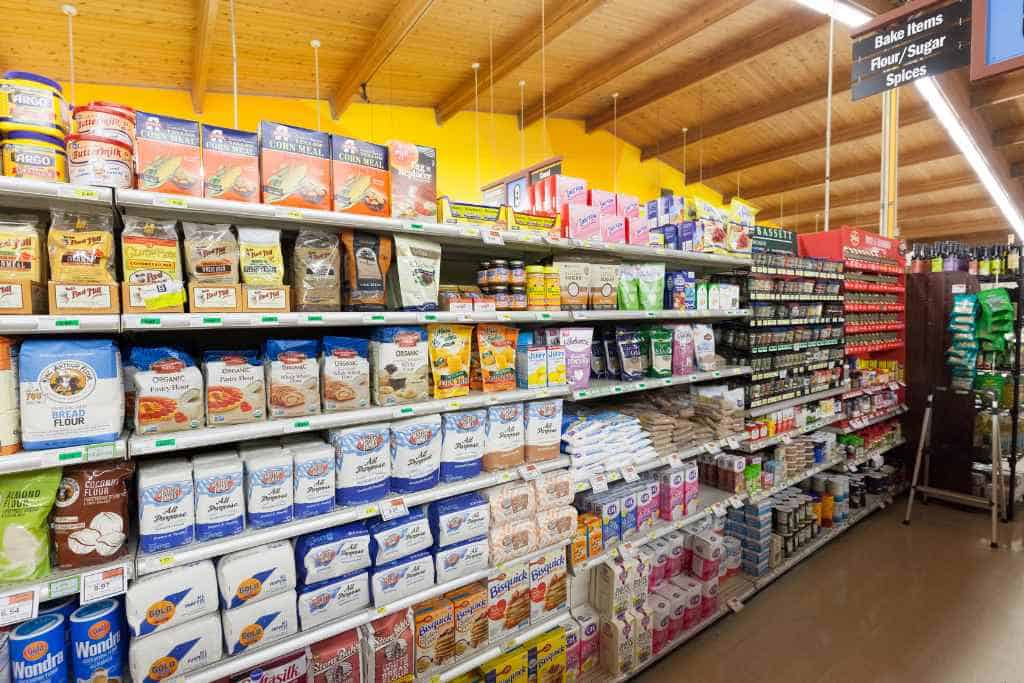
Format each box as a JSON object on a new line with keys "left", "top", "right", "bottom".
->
{"left": 527, "top": 628, "right": 567, "bottom": 683}
{"left": 528, "top": 550, "right": 568, "bottom": 623}
{"left": 332, "top": 135, "right": 390, "bottom": 218}
{"left": 488, "top": 561, "right": 530, "bottom": 642}
{"left": 445, "top": 581, "right": 489, "bottom": 658}
{"left": 387, "top": 141, "right": 437, "bottom": 220}
{"left": 413, "top": 597, "right": 455, "bottom": 676}
{"left": 259, "top": 121, "right": 332, "bottom": 210}
{"left": 202, "top": 124, "right": 260, "bottom": 202}
{"left": 135, "top": 111, "right": 202, "bottom": 197}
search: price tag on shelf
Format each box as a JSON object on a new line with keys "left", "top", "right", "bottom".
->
{"left": 702, "top": 442, "right": 721, "bottom": 455}
{"left": 589, "top": 472, "right": 609, "bottom": 493}
{"left": 80, "top": 564, "right": 128, "bottom": 605}
{"left": 727, "top": 437, "right": 741, "bottom": 450}
{"left": 481, "top": 229, "right": 505, "bottom": 246}
{"left": 459, "top": 227, "right": 480, "bottom": 238}
{"left": 0, "top": 588, "right": 37, "bottom": 627}
{"left": 517, "top": 464, "right": 541, "bottom": 481}
{"left": 362, "top": 313, "right": 386, "bottom": 324}
{"left": 620, "top": 464, "right": 640, "bottom": 483}
{"left": 379, "top": 497, "right": 409, "bottom": 521}
{"left": 729, "top": 497, "right": 744, "bottom": 510}
{"left": 274, "top": 208, "right": 304, "bottom": 220}
{"left": 153, "top": 196, "right": 188, "bottom": 209}
{"left": 727, "top": 597, "right": 744, "bottom": 613}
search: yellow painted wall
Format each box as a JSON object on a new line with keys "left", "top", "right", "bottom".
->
{"left": 66, "top": 82, "right": 735, "bottom": 211}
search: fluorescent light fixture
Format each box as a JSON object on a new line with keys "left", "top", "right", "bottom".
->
{"left": 792, "top": 0, "right": 1024, "bottom": 238}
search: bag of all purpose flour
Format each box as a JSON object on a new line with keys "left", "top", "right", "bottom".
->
{"left": 19, "top": 339, "right": 123, "bottom": 450}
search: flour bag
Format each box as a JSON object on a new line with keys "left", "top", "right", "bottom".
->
{"left": 0, "top": 468, "right": 61, "bottom": 582}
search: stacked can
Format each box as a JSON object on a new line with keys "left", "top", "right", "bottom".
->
{"left": 0, "top": 71, "right": 69, "bottom": 183}
{"left": 68, "top": 101, "right": 136, "bottom": 188}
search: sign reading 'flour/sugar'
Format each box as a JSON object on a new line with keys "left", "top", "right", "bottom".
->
{"left": 851, "top": 0, "right": 971, "bottom": 101}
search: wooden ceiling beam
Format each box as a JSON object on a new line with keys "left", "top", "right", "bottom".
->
{"left": 435, "top": 0, "right": 606, "bottom": 125}
{"left": 993, "top": 124, "right": 1024, "bottom": 147}
{"left": 733, "top": 144, "right": 959, "bottom": 204}
{"left": 842, "top": 198, "right": 995, "bottom": 226}
{"left": 520, "top": 0, "right": 753, "bottom": 128}
{"left": 971, "top": 71, "right": 1024, "bottom": 108}
{"left": 331, "top": 0, "right": 436, "bottom": 118}
{"left": 585, "top": 11, "right": 826, "bottom": 133}
{"left": 695, "top": 106, "right": 931, "bottom": 183}
{"left": 191, "top": 0, "right": 220, "bottom": 113}
{"left": 759, "top": 174, "right": 979, "bottom": 222}
{"left": 640, "top": 71, "right": 853, "bottom": 162}
{"left": 901, "top": 218, "right": 1009, "bottom": 239}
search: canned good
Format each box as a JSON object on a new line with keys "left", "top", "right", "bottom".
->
{"left": 1, "top": 130, "right": 67, "bottom": 183}
{"left": 544, "top": 265, "right": 560, "bottom": 309}
{"left": 72, "top": 102, "right": 136, "bottom": 146}
{"left": 0, "top": 70, "right": 68, "bottom": 134}
{"left": 67, "top": 133, "right": 134, "bottom": 188}
{"left": 509, "top": 260, "right": 526, "bottom": 286}
{"left": 526, "top": 265, "right": 546, "bottom": 310}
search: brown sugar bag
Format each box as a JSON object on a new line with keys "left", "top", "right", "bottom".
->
{"left": 341, "top": 230, "right": 392, "bottom": 311}
{"left": 50, "top": 461, "right": 134, "bottom": 569}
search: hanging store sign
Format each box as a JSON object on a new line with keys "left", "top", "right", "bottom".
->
{"left": 971, "top": 0, "right": 1024, "bottom": 80}
{"left": 751, "top": 226, "right": 797, "bottom": 255}
{"left": 851, "top": 0, "right": 971, "bottom": 101}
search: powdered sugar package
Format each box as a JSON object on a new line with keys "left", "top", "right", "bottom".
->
{"left": 330, "top": 423, "right": 390, "bottom": 506}
{"left": 439, "top": 409, "right": 485, "bottom": 482}
{"left": 390, "top": 414, "right": 441, "bottom": 493}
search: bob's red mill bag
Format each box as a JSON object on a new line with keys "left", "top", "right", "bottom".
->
{"left": 50, "top": 461, "right": 134, "bottom": 568}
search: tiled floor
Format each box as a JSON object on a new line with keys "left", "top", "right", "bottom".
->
{"left": 639, "top": 500, "right": 1024, "bottom": 683}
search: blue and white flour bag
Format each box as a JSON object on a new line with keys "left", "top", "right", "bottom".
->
{"left": 10, "top": 613, "right": 67, "bottom": 683}
{"left": 293, "top": 521, "right": 371, "bottom": 586}
{"left": 69, "top": 598, "right": 125, "bottom": 683}
{"left": 18, "top": 339, "right": 123, "bottom": 450}
{"left": 329, "top": 422, "right": 390, "bottom": 506}
{"left": 440, "top": 409, "right": 486, "bottom": 482}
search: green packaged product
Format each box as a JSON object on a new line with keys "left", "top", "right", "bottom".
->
{"left": 0, "top": 468, "right": 61, "bottom": 582}
{"left": 647, "top": 327, "right": 673, "bottom": 378}
{"left": 617, "top": 265, "right": 640, "bottom": 311}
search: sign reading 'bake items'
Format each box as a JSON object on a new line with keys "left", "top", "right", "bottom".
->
{"left": 851, "top": 0, "right": 971, "bottom": 101}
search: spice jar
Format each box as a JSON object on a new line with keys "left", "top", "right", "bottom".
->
{"left": 478, "top": 261, "right": 491, "bottom": 288}
{"left": 492, "top": 285, "right": 511, "bottom": 310}
{"left": 544, "top": 265, "right": 560, "bottom": 310}
{"left": 510, "top": 286, "right": 527, "bottom": 310}
{"left": 490, "top": 259, "right": 510, "bottom": 287}
{"left": 526, "top": 265, "right": 547, "bottom": 310}
{"left": 509, "top": 260, "right": 526, "bottom": 287}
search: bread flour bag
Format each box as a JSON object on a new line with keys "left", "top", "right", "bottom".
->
{"left": 19, "top": 338, "right": 123, "bottom": 450}
{"left": 202, "top": 350, "right": 266, "bottom": 425}
{"left": 131, "top": 346, "right": 203, "bottom": 434}
{"left": 330, "top": 423, "right": 390, "bottom": 506}
{"left": 50, "top": 461, "right": 133, "bottom": 568}
{"left": 0, "top": 468, "right": 60, "bottom": 582}
{"left": 370, "top": 326, "right": 428, "bottom": 406}
{"left": 390, "top": 414, "right": 441, "bottom": 493}
{"left": 264, "top": 339, "right": 321, "bottom": 417}
{"left": 440, "top": 409, "right": 485, "bottom": 482}
{"left": 482, "top": 403, "right": 524, "bottom": 471}
{"left": 321, "top": 336, "right": 370, "bottom": 412}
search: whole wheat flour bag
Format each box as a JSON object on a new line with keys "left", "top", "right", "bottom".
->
{"left": 264, "top": 339, "right": 321, "bottom": 417}
{"left": 292, "top": 230, "right": 341, "bottom": 311}
{"left": 341, "top": 230, "right": 392, "bottom": 311}
{"left": 0, "top": 467, "right": 60, "bottom": 582}
{"left": 50, "top": 461, "right": 133, "bottom": 568}
{"left": 183, "top": 222, "right": 239, "bottom": 284}
{"left": 321, "top": 336, "right": 370, "bottom": 412}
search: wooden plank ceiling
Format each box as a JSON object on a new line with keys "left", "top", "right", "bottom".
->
{"left": 3, "top": 0, "right": 1017, "bottom": 244}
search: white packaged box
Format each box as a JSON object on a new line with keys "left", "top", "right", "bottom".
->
{"left": 125, "top": 560, "right": 218, "bottom": 637}
{"left": 221, "top": 589, "right": 299, "bottom": 654}
{"left": 216, "top": 540, "right": 296, "bottom": 609}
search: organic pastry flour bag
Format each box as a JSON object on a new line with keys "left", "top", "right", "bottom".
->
{"left": 131, "top": 346, "right": 204, "bottom": 434}
{"left": 19, "top": 338, "right": 123, "bottom": 450}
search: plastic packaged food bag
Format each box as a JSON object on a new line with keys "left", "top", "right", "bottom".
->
{"left": 0, "top": 468, "right": 61, "bottom": 582}
{"left": 47, "top": 209, "right": 116, "bottom": 284}
{"left": 292, "top": 230, "right": 341, "bottom": 311}
{"left": 183, "top": 222, "right": 239, "bottom": 284}
{"left": 238, "top": 227, "right": 284, "bottom": 286}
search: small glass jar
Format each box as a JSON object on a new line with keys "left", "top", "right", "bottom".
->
{"left": 509, "top": 260, "right": 526, "bottom": 287}
{"left": 544, "top": 265, "right": 560, "bottom": 310}
{"left": 478, "top": 261, "right": 491, "bottom": 288}
{"left": 526, "top": 265, "right": 547, "bottom": 310}
{"left": 510, "top": 286, "right": 528, "bottom": 310}
{"left": 492, "top": 285, "right": 511, "bottom": 310}
{"left": 490, "top": 259, "right": 511, "bottom": 287}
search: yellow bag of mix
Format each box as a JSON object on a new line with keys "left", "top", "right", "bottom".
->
{"left": 476, "top": 324, "right": 518, "bottom": 392}
{"left": 121, "top": 215, "right": 183, "bottom": 285}
{"left": 47, "top": 209, "right": 116, "bottom": 283}
{"left": 238, "top": 226, "right": 284, "bottom": 285}
{"left": 0, "top": 214, "right": 44, "bottom": 283}
{"left": 427, "top": 323, "right": 472, "bottom": 399}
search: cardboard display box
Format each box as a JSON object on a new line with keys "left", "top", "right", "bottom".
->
{"left": 122, "top": 283, "right": 186, "bottom": 313}
{"left": 188, "top": 283, "right": 243, "bottom": 313}
{"left": 48, "top": 282, "right": 120, "bottom": 314}
{"left": 0, "top": 281, "right": 45, "bottom": 314}
{"left": 242, "top": 285, "right": 290, "bottom": 312}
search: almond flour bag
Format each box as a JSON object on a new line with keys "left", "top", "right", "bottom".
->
{"left": 0, "top": 467, "right": 61, "bottom": 582}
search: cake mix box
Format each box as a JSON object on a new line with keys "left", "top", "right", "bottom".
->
{"left": 135, "top": 111, "right": 202, "bottom": 196}
{"left": 331, "top": 135, "right": 390, "bottom": 218}
{"left": 202, "top": 124, "right": 259, "bottom": 202}
{"left": 259, "top": 121, "right": 332, "bottom": 210}
{"left": 387, "top": 141, "right": 437, "bottom": 220}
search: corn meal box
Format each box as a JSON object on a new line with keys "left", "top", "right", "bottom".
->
{"left": 413, "top": 597, "right": 455, "bottom": 676}
{"left": 135, "top": 111, "right": 202, "bottom": 197}
{"left": 259, "top": 121, "right": 332, "bottom": 211}
{"left": 202, "top": 125, "right": 260, "bottom": 203}
{"left": 387, "top": 141, "right": 437, "bottom": 220}
{"left": 488, "top": 561, "right": 530, "bottom": 642}
{"left": 331, "top": 135, "right": 390, "bottom": 218}
{"left": 445, "top": 581, "right": 488, "bottom": 659}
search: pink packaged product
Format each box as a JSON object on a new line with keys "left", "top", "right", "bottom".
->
{"left": 663, "top": 534, "right": 683, "bottom": 578}
{"left": 572, "top": 607, "right": 601, "bottom": 676}
{"left": 307, "top": 629, "right": 361, "bottom": 683}
{"left": 635, "top": 480, "right": 659, "bottom": 530}
{"left": 617, "top": 193, "right": 640, "bottom": 219}
{"left": 691, "top": 550, "right": 720, "bottom": 581}
{"left": 658, "top": 467, "right": 686, "bottom": 521}
{"left": 681, "top": 462, "right": 699, "bottom": 512}
{"left": 669, "top": 325, "right": 696, "bottom": 376}
{"left": 563, "top": 619, "right": 581, "bottom": 683}
{"left": 693, "top": 531, "right": 725, "bottom": 564}
{"left": 676, "top": 531, "right": 694, "bottom": 575}
{"left": 653, "top": 584, "right": 686, "bottom": 640}
{"left": 564, "top": 204, "right": 601, "bottom": 242}
{"left": 670, "top": 576, "right": 703, "bottom": 630}
{"left": 589, "top": 189, "right": 617, "bottom": 215}
{"left": 647, "top": 540, "right": 669, "bottom": 589}
{"left": 626, "top": 215, "right": 650, "bottom": 246}
{"left": 551, "top": 175, "right": 588, "bottom": 212}
{"left": 696, "top": 574, "right": 719, "bottom": 618}
{"left": 560, "top": 327, "right": 594, "bottom": 390}
{"left": 600, "top": 214, "right": 626, "bottom": 244}
{"left": 360, "top": 609, "right": 414, "bottom": 683}
{"left": 648, "top": 595, "right": 672, "bottom": 655}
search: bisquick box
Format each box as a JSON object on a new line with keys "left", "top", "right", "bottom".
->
{"left": 367, "top": 508, "right": 432, "bottom": 565}
{"left": 216, "top": 540, "right": 297, "bottom": 609}
{"left": 370, "top": 550, "right": 435, "bottom": 606}
{"left": 428, "top": 492, "right": 489, "bottom": 549}
{"left": 294, "top": 521, "right": 371, "bottom": 587}
{"left": 297, "top": 570, "right": 371, "bottom": 630}
{"left": 126, "top": 559, "right": 218, "bottom": 637}
{"left": 433, "top": 535, "right": 490, "bottom": 584}
{"left": 222, "top": 589, "right": 299, "bottom": 654}
{"left": 129, "top": 612, "right": 222, "bottom": 683}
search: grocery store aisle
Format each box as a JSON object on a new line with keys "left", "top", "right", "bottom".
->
{"left": 640, "top": 501, "right": 1024, "bottom": 683}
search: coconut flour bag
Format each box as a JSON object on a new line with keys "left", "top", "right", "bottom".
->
{"left": 0, "top": 468, "right": 60, "bottom": 582}
{"left": 19, "top": 338, "right": 123, "bottom": 450}
{"left": 50, "top": 461, "right": 133, "bottom": 569}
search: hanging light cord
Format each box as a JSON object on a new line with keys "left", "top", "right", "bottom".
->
{"left": 230, "top": 0, "right": 239, "bottom": 127}
{"left": 64, "top": 5, "right": 77, "bottom": 106}
{"left": 312, "top": 40, "right": 322, "bottom": 131}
